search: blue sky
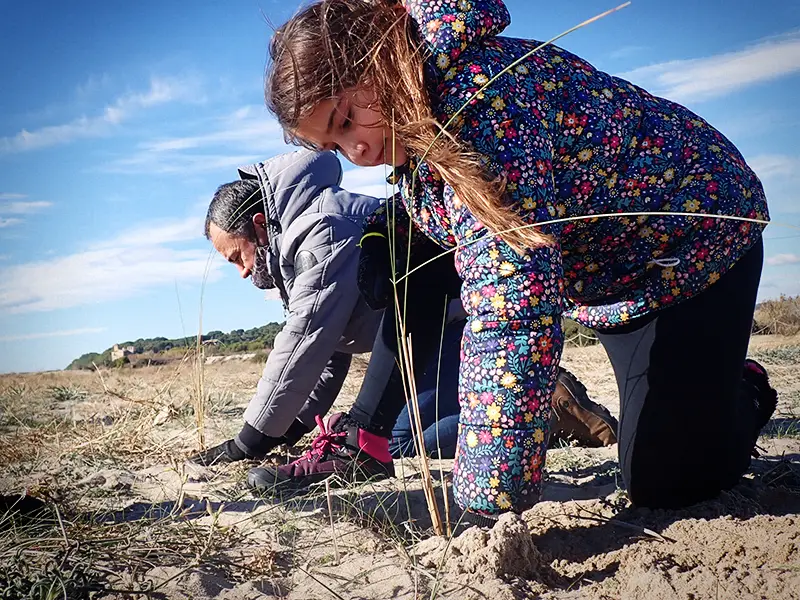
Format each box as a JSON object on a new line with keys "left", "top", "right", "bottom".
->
{"left": 0, "top": 0, "right": 798, "bottom": 373}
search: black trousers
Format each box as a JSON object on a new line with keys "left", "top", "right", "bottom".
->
{"left": 597, "top": 238, "right": 764, "bottom": 508}
{"left": 350, "top": 246, "right": 463, "bottom": 438}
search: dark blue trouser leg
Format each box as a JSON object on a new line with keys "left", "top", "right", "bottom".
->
{"left": 390, "top": 320, "right": 462, "bottom": 458}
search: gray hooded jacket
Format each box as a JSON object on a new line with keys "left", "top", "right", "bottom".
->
{"left": 237, "top": 150, "right": 383, "bottom": 437}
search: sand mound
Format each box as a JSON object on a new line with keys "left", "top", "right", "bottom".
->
{"left": 416, "top": 513, "right": 544, "bottom": 582}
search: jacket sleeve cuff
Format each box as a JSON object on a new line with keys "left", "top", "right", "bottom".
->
{"left": 234, "top": 422, "right": 281, "bottom": 458}
{"left": 235, "top": 419, "right": 312, "bottom": 457}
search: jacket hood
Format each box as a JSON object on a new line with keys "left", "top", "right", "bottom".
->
{"left": 237, "top": 149, "right": 344, "bottom": 306}
{"left": 238, "top": 149, "right": 343, "bottom": 237}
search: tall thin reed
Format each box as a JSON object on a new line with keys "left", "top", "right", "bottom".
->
{"left": 392, "top": 293, "right": 444, "bottom": 535}
{"left": 192, "top": 333, "right": 207, "bottom": 451}
{"left": 434, "top": 296, "right": 452, "bottom": 537}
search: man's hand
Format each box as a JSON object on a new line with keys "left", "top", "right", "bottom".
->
{"left": 186, "top": 439, "right": 252, "bottom": 467}
{"left": 186, "top": 420, "right": 312, "bottom": 468}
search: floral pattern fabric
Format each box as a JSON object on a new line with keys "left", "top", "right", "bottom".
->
{"left": 384, "top": 0, "right": 769, "bottom": 515}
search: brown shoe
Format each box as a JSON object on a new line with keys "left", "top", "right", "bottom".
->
{"left": 549, "top": 367, "right": 618, "bottom": 447}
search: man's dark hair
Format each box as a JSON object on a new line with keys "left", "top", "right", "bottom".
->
{"left": 204, "top": 179, "right": 264, "bottom": 240}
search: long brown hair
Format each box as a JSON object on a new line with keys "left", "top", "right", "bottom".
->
{"left": 266, "top": 0, "right": 550, "bottom": 253}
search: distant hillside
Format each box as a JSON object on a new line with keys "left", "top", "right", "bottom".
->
{"left": 70, "top": 295, "right": 800, "bottom": 371}
{"left": 67, "top": 322, "right": 285, "bottom": 370}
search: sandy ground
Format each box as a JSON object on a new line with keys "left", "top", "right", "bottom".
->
{"left": 1, "top": 335, "right": 798, "bottom": 599}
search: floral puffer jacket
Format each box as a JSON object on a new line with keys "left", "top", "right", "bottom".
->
{"left": 371, "top": 0, "right": 768, "bottom": 515}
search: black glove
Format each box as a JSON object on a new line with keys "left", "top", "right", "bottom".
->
{"left": 186, "top": 439, "right": 254, "bottom": 467}
{"left": 357, "top": 232, "right": 393, "bottom": 310}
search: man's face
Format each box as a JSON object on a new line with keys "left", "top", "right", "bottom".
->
{"left": 209, "top": 222, "right": 258, "bottom": 280}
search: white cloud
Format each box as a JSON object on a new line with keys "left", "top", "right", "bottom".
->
{"left": 104, "top": 105, "right": 287, "bottom": 175}
{"left": 143, "top": 106, "right": 283, "bottom": 152}
{"left": 758, "top": 272, "right": 800, "bottom": 301}
{"left": 766, "top": 253, "right": 800, "bottom": 267}
{"left": 75, "top": 73, "right": 113, "bottom": 100}
{"left": 0, "top": 201, "right": 53, "bottom": 214}
{"left": 120, "top": 77, "right": 196, "bottom": 109}
{"left": 745, "top": 153, "right": 800, "bottom": 213}
{"left": 0, "top": 117, "right": 107, "bottom": 153}
{"left": 341, "top": 165, "right": 394, "bottom": 199}
{"left": 0, "top": 196, "right": 53, "bottom": 229}
{"left": 90, "top": 216, "right": 205, "bottom": 249}
{"left": 105, "top": 153, "right": 264, "bottom": 175}
{"left": 620, "top": 30, "right": 800, "bottom": 103}
{"left": 0, "top": 214, "right": 221, "bottom": 314}
{"left": 748, "top": 155, "right": 800, "bottom": 181}
{"left": 607, "top": 45, "right": 646, "bottom": 60}
{"left": 0, "top": 76, "right": 202, "bottom": 154}
{"left": 0, "top": 328, "right": 107, "bottom": 343}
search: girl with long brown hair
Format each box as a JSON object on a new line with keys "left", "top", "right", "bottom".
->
{"left": 259, "top": 0, "right": 777, "bottom": 516}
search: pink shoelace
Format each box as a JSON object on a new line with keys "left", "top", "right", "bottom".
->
{"left": 292, "top": 415, "right": 347, "bottom": 464}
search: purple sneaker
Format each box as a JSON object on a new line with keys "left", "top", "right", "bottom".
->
{"left": 247, "top": 413, "right": 395, "bottom": 497}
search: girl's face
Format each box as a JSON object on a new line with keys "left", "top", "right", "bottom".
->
{"left": 294, "top": 88, "right": 408, "bottom": 168}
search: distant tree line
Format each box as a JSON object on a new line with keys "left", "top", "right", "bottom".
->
{"left": 67, "top": 322, "right": 285, "bottom": 370}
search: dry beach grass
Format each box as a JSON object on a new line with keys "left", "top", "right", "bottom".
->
{"left": 1, "top": 334, "right": 798, "bottom": 599}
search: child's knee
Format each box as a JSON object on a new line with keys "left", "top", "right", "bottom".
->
{"left": 625, "top": 455, "right": 745, "bottom": 509}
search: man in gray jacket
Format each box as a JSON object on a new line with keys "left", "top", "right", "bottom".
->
{"left": 188, "top": 149, "right": 385, "bottom": 465}
{"left": 189, "top": 149, "right": 619, "bottom": 476}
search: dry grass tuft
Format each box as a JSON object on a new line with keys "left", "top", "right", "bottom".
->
{"left": 755, "top": 295, "right": 800, "bottom": 336}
